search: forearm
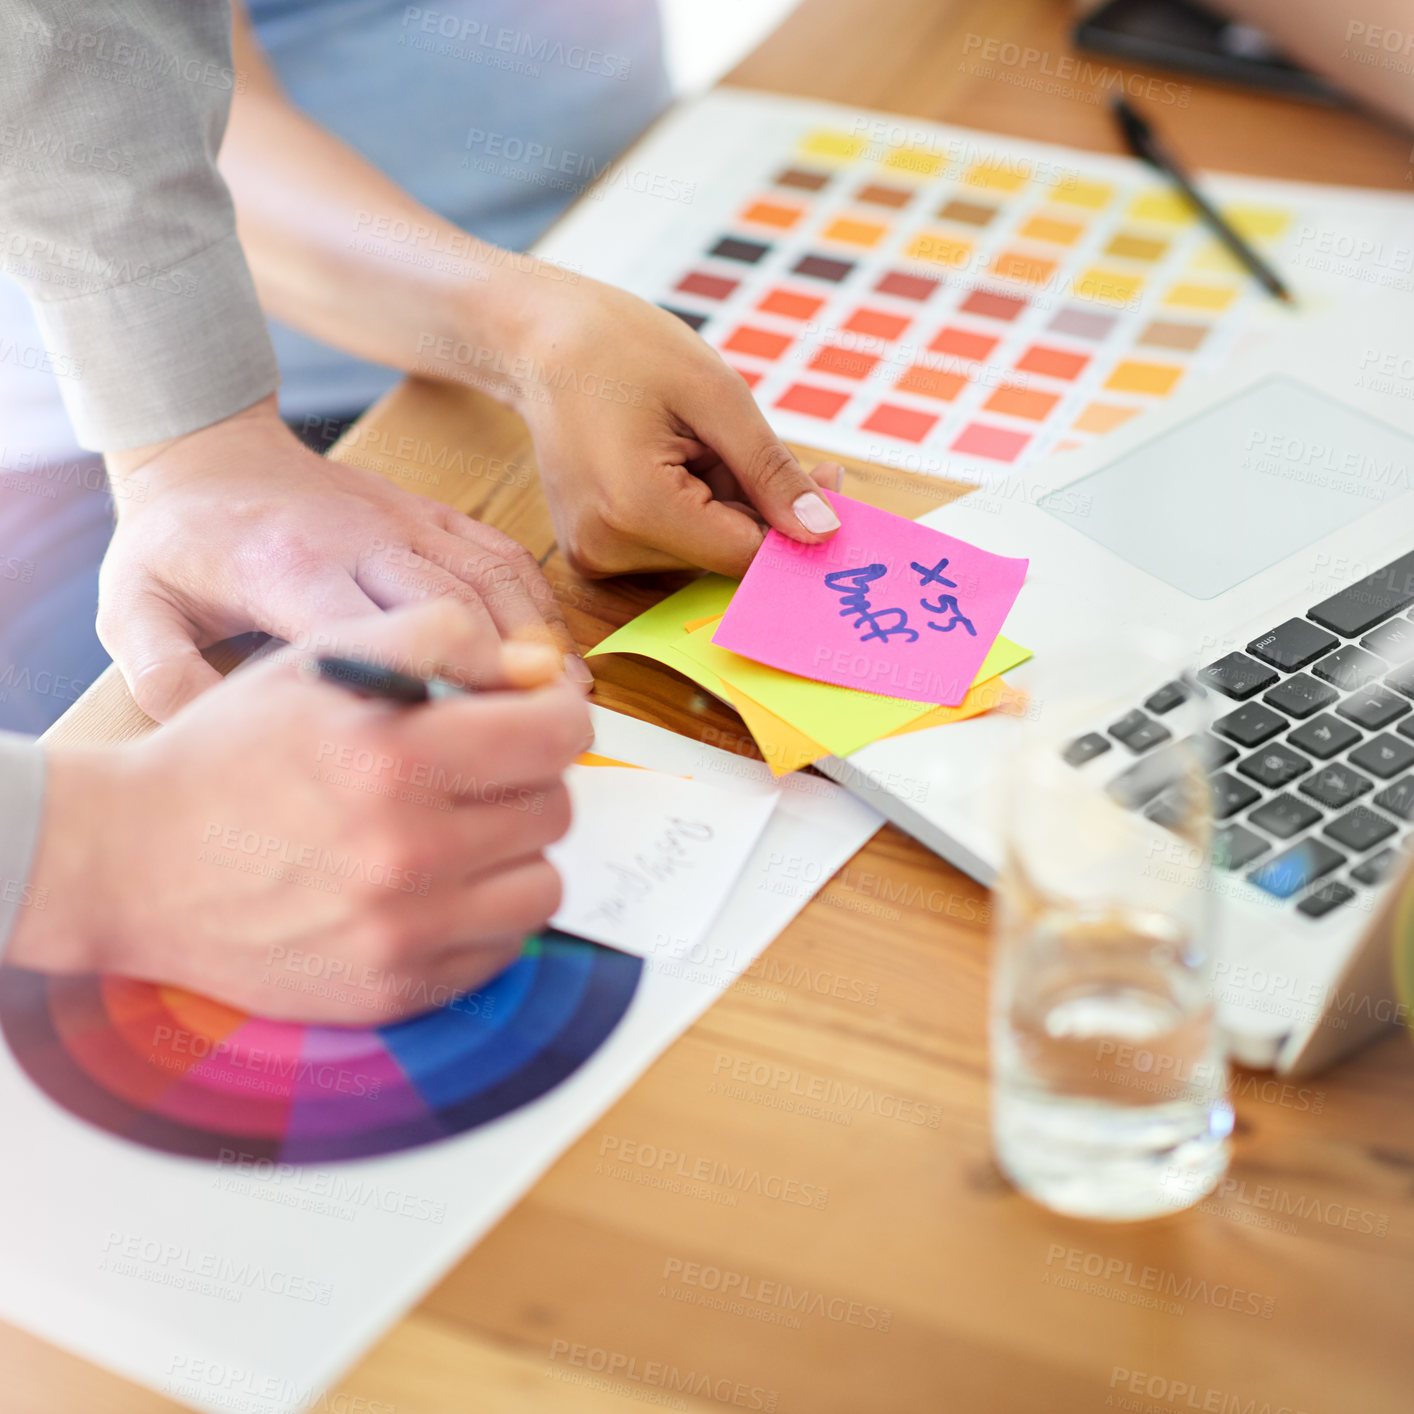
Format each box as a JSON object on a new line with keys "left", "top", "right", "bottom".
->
{"left": 1218, "top": 0, "right": 1414, "bottom": 129}
{"left": 222, "top": 12, "right": 557, "bottom": 409}
{"left": 0, "top": 1, "right": 277, "bottom": 449}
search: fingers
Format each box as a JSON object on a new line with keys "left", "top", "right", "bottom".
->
{"left": 432, "top": 855, "right": 565, "bottom": 954}
{"left": 97, "top": 591, "right": 226, "bottom": 722}
{"left": 390, "top": 676, "right": 592, "bottom": 788}
{"left": 414, "top": 781, "right": 572, "bottom": 876}
{"left": 680, "top": 374, "right": 842, "bottom": 546}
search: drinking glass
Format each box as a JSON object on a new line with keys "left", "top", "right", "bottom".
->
{"left": 990, "top": 639, "right": 1231, "bottom": 1221}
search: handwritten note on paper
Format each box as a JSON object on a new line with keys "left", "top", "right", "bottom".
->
{"left": 713, "top": 491, "right": 1028, "bottom": 706}
{"left": 546, "top": 764, "right": 778, "bottom": 958}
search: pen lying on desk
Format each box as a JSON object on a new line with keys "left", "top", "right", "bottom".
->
{"left": 1111, "top": 96, "right": 1295, "bottom": 305}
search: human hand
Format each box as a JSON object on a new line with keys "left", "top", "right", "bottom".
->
{"left": 100, "top": 394, "right": 586, "bottom": 723}
{"left": 8, "top": 601, "right": 591, "bottom": 1023}
{"left": 507, "top": 275, "right": 843, "bottom": 578}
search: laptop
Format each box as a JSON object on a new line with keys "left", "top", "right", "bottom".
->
{"left": 820, "top": 307, "right": 1414, "bottom": 1075}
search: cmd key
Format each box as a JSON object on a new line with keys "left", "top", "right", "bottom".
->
{"left": 1247, "top": 618, "right": 1337, "bottom": 671}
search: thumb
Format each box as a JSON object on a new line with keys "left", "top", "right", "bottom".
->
{"left": 688, "top": 377, "right": 843, "bottom": 544}
{"left": 97, "top": 592, "right": 225, "bottom": 723}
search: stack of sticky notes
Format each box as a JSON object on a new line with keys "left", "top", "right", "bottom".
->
{"left": 589, "top": 492, "right": 1030, "bottom": 776}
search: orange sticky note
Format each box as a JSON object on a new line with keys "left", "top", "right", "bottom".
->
{"left": 722, "top": 684, "right": 830, "bottom": 776}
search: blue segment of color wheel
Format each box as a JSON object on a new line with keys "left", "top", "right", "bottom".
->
{"left": 0, "top": 930, "right": 641, "bottom": 1164}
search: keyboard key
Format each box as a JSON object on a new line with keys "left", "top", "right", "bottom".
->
{"left": 1144, "top": 680, "right": 1189, "bottom": 715}
{"left": 1248, "top": 793, "right": 1322, "bottom": 840}
{"left": 1337, "top": 684, "right": 1410, "bottom": 731}
{"left": 1323, "top": 805, "right": 1397, "bottom": 853}
{"left": 1297, "top": 881, "right": 1356, "bottom": 919}
{"left": 1299, "top": 763, "right": 1373, "bottom": 809}
{"left": 1249, "top": 838, "right": 1345, "bottom": 900}
{"left": 1352, "top": 848, "right": 1398, "bottom": 886}
{"left": 1307, "top": 549, "right": 1414, "bottom": 636}
{"left": 1387, "top": 659, "right": 1414, "bottom": 699}
{"left": 1349, "top": 733, "right": 1414, "bottom": 780}
{"left": 1312, "top": 644, "right": 1386, "bottom": 692}
{"left": 1399, "top": 717, "right": 1414, "bottom": 743}
{"left": 1264, "top": 673, "right": 1338, "bottom": 720}
{"left": 1108, "top": 709, "right": 1169, "bottom": 752}
{"left": 1213, "top": 701, "right": 1286, "bottom": 748}
{"left": 1063, "top": 732, "right": 1111, "bottom": 766}
{"left": 1214, "top": 824, "right": 1270, "bottom": 871}
{"left": 1144, "top": 789, "right": 1189, "bottom": 830}
{"left": 1362, "top": 615, "right": 1414, "bottom": 663}
{"left": 1198, "top": 652, "right": 1277, "bottom": 700}
{"left": 1287, "top": 713, "right": 1362, "bottom": 760}
{"left": 1247, "top": 618, "right": 1337, "bottom": 671}
{"left": 1237, "top": 743, "right": 1311, "bottom": 789}
{"left": 1106, "top": 745, "right": 1185, "bottom": 809}
{"left": 1186, "top": 733, "right": 1237, "bottom": 770}
{"left": 1211, "top": 772, "right": 1261, "bottom": 820}
{"left": 1372, "top": 774, "right": 1414, "bottom": 821}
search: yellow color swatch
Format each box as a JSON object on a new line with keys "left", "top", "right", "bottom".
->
{"left": 1128, "top": 189, "right": 1196, "bottom": 223}
{"left": 990, "top": 250, "right": 1058, "bottom": 285}
{"left": 1019, "top": 214, "right": 1084, "bottom": 245}
{"left": 904, "top": 232, "right": 972, "bottom": 267}
{"left": 824, "top": 217, "right": 888, "bottom": 248}
{"left": 1104, "top": 361, "right": 1183, "bottom": 396}
{"left": 800, "top": 129, "right": 868, "bottom": 162}
{"left": 883, "top": 146, "right": 945, "bottom": 177}
{"left": 1051, "top": 179, "right": 1113, "bottom": 210}
{"left": 964, "top": 162, "right": 1029, "bottom": 193}
{"left": 1075, "top": 267, "right": 1145, "bottom": 304}
{"left": 1221, "top": 205, "right": 1292, "bottom": 241}
{"left": 1105, "top": 232, "right": 1169, "bottom": 262}
{"left": 1189, "top": 241, "right": 1246, "bottom": 275}
{"left": 1073, "top": 402, "right": 1139, "bottom": 434}
{"left": 1165, "top": 282, "right": 1238, "bottom": 311}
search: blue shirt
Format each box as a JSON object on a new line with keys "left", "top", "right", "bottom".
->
{"left": 0, "top": 0, "right": 670, "bottom": 459}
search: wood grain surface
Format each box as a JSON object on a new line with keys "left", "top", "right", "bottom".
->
{"left": 13, "top": 1, "right": 1414, "bottom": 1410}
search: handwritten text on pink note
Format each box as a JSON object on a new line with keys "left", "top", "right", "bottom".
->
{"left": 713, "top": 492, "right": 1028, "bottom": 705}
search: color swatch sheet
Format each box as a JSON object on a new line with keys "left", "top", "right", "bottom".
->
{"left": 537, "top": 88, "right": 1411, "bottom": 481}
{"left": 0, "top": 708, "right": 880, "bottom": 1414}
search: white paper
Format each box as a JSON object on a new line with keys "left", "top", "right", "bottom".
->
{"left": 547, "top": 763, "right": 777, "bottom": 956}
{"left": 0, "top": 706, "right": 880, "bottom": 1414}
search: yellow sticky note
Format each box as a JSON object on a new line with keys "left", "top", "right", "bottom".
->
{"left": 1128, "top": 189, "right": 1196, "bottom": 224}
{"left": 722, "top": 684, "right": 830, "bottom": 776}
{"left": 886, "top": 679, "right": 1024, "bottom": 738}
{"left": 587, "top": 574, "right": 738, "bottom": 696}
{"left": 801, "top": 129, "right": 867, "bottom": 162}
{"left": 677, "top": 625, "right": 1031, "bottom": 759}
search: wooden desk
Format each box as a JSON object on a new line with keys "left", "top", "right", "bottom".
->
{"left": 10, "top": 1, "right": 1414, "bottom": 1410}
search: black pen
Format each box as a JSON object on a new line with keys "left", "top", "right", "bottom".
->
{"left": 1111, "top": 97, "right": 1294, "bottom": 305}
{"left": 314, "top": 655, "right": 467, "bottom": 702}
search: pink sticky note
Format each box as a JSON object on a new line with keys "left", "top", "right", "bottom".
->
{"left": 713, "top": 491, "right": 1028, "bottom": 705}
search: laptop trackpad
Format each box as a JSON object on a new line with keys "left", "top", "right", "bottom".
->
{"left": 1038, "top": 376, "right": 1414, "bottom": 600}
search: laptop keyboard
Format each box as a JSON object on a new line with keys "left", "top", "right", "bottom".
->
{"left": 1067, "top": 548, "right": 1414, "bottom": 919}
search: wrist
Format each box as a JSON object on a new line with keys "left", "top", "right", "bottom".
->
{"left": 5, "top": 747, "right": 132, "bottom": 974}
{"left": 104, "top": 392, "right": 286, "bottom": 491}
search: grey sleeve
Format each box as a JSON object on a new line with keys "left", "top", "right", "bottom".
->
{"left": 0, "top": 734, "right": 46, "bottom": 956}
{"left": 0, "top": 1, "right": 279, "bottom": 450}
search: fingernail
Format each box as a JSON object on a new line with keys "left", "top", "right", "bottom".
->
{"left": 830, "top": 463, "right": 844, "bottom": 491}
{"left": 792, "top": 491, "right": 840, "bottom": 535}
{"left": 564, "top": 653, "right": 594, "bottom": 688}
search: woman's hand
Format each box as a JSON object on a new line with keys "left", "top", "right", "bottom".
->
{"left": 508, "top": 275, "right": 843, "bottom": 579}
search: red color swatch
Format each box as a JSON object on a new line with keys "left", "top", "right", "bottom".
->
{"left": 860, "top": 403, "right": 939, "bottom": 443}
{"left": 951, "top": 422, "right": 1030, "bottom": 462}
{"left": 1015, "top": 344, "right": 1089, "bottom": 380}
{"left": 675, "top": 271, "right": 738, "bottom": 301}
{"left": 844, "top": 307, "right": 910, "bottom": 340}
{"left": 929, "top": 327, "right": 998, "bottom": 361}
{"left": 757, "top": 288, "right": 824, "bottom": 320}
{"left": 809, "top": 346, "right": 880, "bottom": 380}
{"left": 724, "top": 325, "right": 792, "bottom": 360}
{"left": 959, "top": 289, "right": 1027, "bottom": 321}
{"left": 875, "top": 271, "right": 938, "bottom": 302}
{"left": 776, "top": 384, "right": 850, "bottom": 419}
